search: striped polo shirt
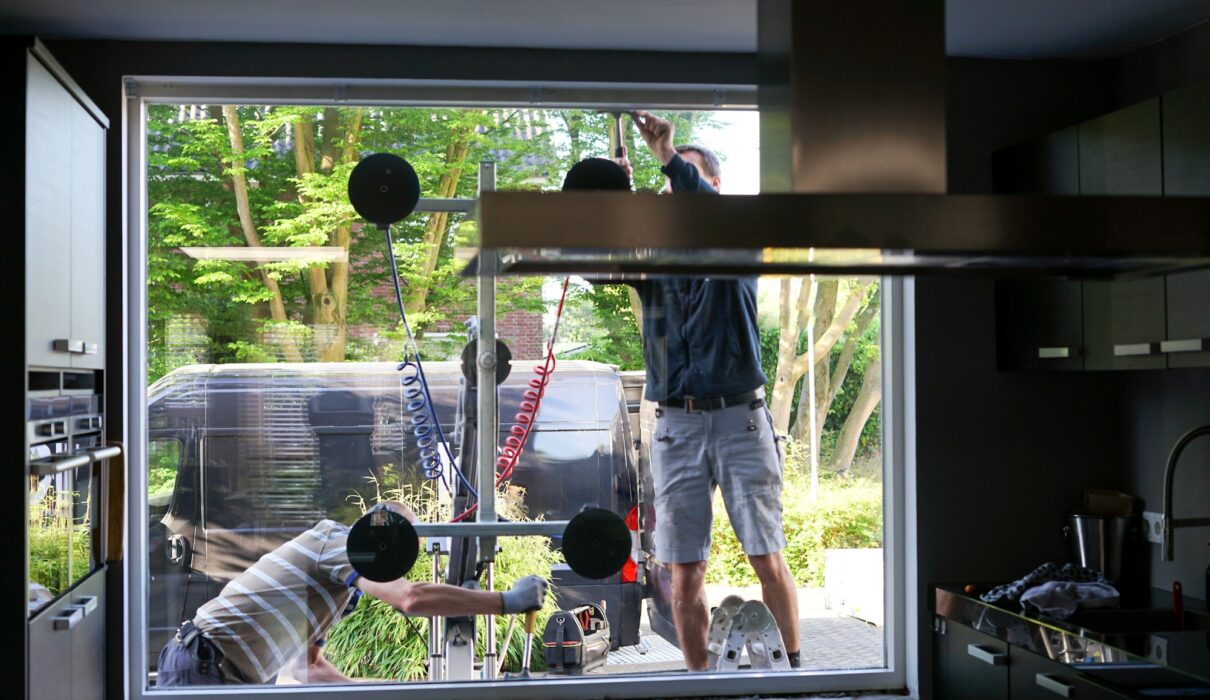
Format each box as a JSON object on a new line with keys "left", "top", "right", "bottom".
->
{"left": 192, "top": 520, "right": 358, "bottom": 683}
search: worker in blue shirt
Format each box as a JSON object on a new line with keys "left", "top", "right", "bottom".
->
{"left": 623, "top": 111, "right": 800, "bottom": 671}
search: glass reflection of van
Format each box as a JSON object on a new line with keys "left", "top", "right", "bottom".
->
{"left": 145, "top": 361, "right": 655, "bottom": 673}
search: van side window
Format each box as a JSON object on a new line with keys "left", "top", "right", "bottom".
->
{"left": 202, "top": 435, "right": 324, "bottom": 531}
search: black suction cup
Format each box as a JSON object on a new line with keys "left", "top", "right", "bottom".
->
{"left": 562, "top": 507, "right": 631, "bottom": 580}
{"left": 562, "top": 158, "right": 631, "bottom": 192}
{"left": 348, "top": 153, "right": 421, "bottom": 227}
{"left": 347, "top": 506, "right": 420, "bottom": 582}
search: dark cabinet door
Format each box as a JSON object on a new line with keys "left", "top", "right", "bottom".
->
{"left": 996, "top": 279, "right": 1084, "bottom": 371}
{"left": 1009, "top": 647, "right": 1083, "bottom": 700}
{"left": 1162, "top": 81, "right": 1210, "bottom": 196}
{"left": 941, "top": 621, "right": 1010, "bottom": 700}
{"left": 1164, "top": 269, "right": 1210, "bottom": 368}
{"left": 1082, "top": 278, "right": 1167, "bottom": 371}
{"left": 1079, "top": 99, "right": 1162, "bottom": 195}
{"left": 993, "top": 126, "right": 1079, "bottom": 194}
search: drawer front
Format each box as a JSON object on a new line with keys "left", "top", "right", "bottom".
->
{"left": 944, "top": 622, "right": 1010, "bottom": 700}
{"left": 1010, "top": 647, "right": 1081, "bottom": 700}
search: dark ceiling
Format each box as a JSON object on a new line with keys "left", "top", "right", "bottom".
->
{"left": 1, "top": 0, "right": 1208, "bottom": 59}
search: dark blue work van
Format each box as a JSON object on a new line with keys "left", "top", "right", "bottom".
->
{"left": 145, "top": 361, "right": 661, "bottom": 673}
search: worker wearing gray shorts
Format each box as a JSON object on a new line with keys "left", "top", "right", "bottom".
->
{"left": 625, "top": 111, "right": 801, "bottom": 671}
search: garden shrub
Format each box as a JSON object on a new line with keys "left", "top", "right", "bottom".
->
{"left": 706, "top": 465, "right": 882, "bottom": 588}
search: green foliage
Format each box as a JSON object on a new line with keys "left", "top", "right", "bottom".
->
{"left": 28, "top": 481, "right": 92, "bottom": 597}
{"left": 323, "top": 477, "right": 561, "bottom": 680}
{"left": 557, "top": 283, "right": 644, "bottom": 369}
{"left": 147, "top": 106, "right": 712, "bottom": 382}
{"left": 706, "top": 442, "right": 883, "bottom": 588}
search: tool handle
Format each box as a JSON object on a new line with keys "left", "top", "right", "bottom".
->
{"left": 524, "top": 609, "right": 538, "bottom": 634}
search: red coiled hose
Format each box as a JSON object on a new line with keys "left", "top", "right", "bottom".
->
{"left": 449, "top": 278, "right": 572, "bottom": 523}
{"left": 495, "top": 278, "right": 571, "bottom": 484}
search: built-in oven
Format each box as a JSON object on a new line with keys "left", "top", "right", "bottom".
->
{"left": 27, "top": 369, "right": 118, "bottom": 700}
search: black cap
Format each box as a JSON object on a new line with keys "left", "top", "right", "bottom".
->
{"left": 562, "top": 158, "right": 632, "bottom": 192}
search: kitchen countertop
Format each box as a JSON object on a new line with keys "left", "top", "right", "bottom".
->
{"left": 934, "top": 584, "right": 1210, "bottom": 695}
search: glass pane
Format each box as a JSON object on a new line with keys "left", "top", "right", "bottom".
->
{"left": 143, "top": 104, "right": 888, "bottom": 688}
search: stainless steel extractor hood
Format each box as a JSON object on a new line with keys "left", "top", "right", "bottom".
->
{"left": 470, "top": 1, "right": 1210, "bottom": 278}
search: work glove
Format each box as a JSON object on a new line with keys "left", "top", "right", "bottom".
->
{"left": 500, "top": 575, "right": 548, "bottom": 614}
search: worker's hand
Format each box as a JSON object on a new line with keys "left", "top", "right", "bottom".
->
{"left": 612, "top": 153, "right": 633, "bottom": 181}
{"left": 631, "top": 110, "right": 677, "bottom": 165}
{"left": 500, "top": 575, "right": 548, "bottom": 614}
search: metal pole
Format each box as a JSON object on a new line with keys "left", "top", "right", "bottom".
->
{"left": 806, "top": 269, "right": 819, "bottom": 501}
{"left": 428, "top": 541, "right": 444, "bottom": 681}
{"left": 482, "top": 562, "right": 498, "bottom": 679}
{"left": 477, "top": 161, "right": 498, "bottom": 531}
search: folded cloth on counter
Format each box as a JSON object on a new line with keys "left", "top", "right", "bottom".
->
{"left": 1019, "top": 580, "right": 1120, "bottom": 619}
{"left": 980, "top": 562, "right": 1107, "bottom": 605}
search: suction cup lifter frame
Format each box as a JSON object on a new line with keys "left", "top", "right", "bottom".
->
{"left": 345, "top": 154, "right": 632, "bottom": 586}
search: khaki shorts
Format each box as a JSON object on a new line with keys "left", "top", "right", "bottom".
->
{"left": 650, "top": 397, "right": 786, "bottom": 564}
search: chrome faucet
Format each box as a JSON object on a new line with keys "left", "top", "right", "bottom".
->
{"left": 1162, "top": 425, "right": 1210, "bottom": 562}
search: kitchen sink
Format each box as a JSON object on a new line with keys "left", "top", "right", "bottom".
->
{"left": 1061, "top": 608, "right": 1210, "bottom": 634}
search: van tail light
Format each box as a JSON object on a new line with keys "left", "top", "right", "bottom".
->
{"left": 622, "top": 505, "right": 640, "bottom": 583}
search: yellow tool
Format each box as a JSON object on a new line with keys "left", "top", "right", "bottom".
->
{"left": 518, "top": 609, "right": 539, "bottom": 677}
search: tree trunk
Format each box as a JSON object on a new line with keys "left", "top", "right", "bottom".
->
{"left": 405, "top": 136, "right": 472, "bottom": 315}
{"left": 769, "top": 278, "right": 803, "bottom": 432}
{"left": 827, "top": 354, "right": 881, "bottom": 475}
{"left": 291, "top": 109, "right": 362, "bottom": 361}
{"left": 222, "top": 105, "right": 303, "bottom": 362}
{"left": 826, "top": 302, "right": 878, "bottom": 408}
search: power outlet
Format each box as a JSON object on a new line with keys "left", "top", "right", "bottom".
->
{"left": 1141, "top": 512, "right": 1163, "bottom": 544}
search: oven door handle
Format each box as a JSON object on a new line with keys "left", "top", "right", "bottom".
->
{"left": 34, "top": 454, "right": 91, "bottom": 476}
{"left": 32, "top": 445, "right": 122, "bottom": 476}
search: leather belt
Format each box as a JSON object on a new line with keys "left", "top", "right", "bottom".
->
{"left": 659, "top": 390, "right": 763, "bottom": 413}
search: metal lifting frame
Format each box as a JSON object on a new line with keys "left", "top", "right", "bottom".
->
{"left": 410, "top": 162, "right": 570, "bottom": 681}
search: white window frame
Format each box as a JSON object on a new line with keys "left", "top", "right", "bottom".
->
{"left": 124, "top": 77, "right": 911, "bottom": 699}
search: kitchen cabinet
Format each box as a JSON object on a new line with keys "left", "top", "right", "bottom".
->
{"left": 995, "top": 279, "right": 1084, "bottom": 371}
{"left": 992, "top": 127, "right": 1079, "bottom": 194}
{"left": 28, "top": 568, "right": 106, "bottom": 700}
{"left": 1162, "top": 81, "right": 1210, "bottom": 196}
{"left": 1078, "top": 98, "right": 1162, "bottom": 195}
{"left": 1082, "top": 278, "right": 1167, "bottom": 371}
{"left": 935, "top": 618, "right": 1009, "bottom": 700}
{"left": 23, "top": 45, "right": 107, "bottom": 370}
{"left": 1163, "top": 269, "right": 1210, "bottom": 368}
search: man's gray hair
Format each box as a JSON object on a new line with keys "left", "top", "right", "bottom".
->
{"left": 674, "top": 143, "right": 721, "bottom": 179}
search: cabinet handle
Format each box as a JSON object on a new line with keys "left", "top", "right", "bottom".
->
{"left": 74, "top": 596, "right": 98, "bottom": 617}
{"left": 1160, "top": 338, "right": 1206, "bottom": 354}
{"left": 52, "top": 339, "right": 86, "bottom": 354}
{"left": 1036, "top": 673, "right": 1075, "bottom": 698}
{"left": 1113, "top": 342, "right": 1158, "bottom": 357}
{"left": 34, "top": 453, "right": 91, "bottom": 476}
{"left": 966, "top": 644, "right": 1007, "bottom": 666}
{"left": 53, "top": 607, "right": 83, "bottom": 631}
{"left": 1038, "top": 346, "right": 1075, "bottom": 359}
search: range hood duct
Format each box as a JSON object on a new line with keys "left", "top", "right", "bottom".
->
{"left": 470, "top": 1, "right": 1210, "bottom": 277}
{"left": 758, "top": 0, "right": 947, "bottom": 196}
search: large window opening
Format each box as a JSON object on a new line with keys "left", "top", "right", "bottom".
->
{"left": 131, "top": 91, "right": 901, "bottom": 697}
